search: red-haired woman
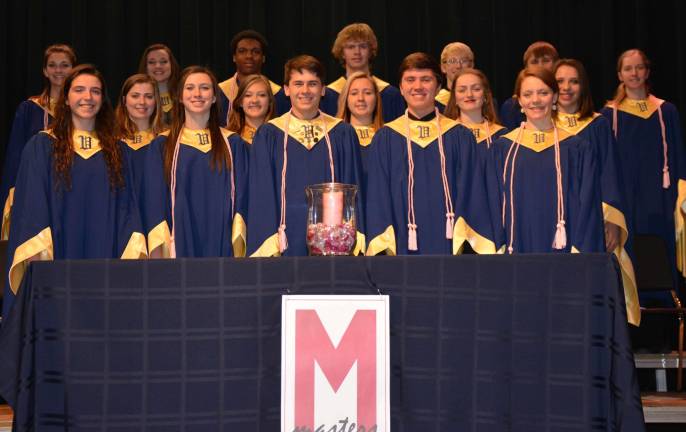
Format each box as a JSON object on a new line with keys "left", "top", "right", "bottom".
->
{"left": 492, "top": 68, "right": 604, "bottom": 255}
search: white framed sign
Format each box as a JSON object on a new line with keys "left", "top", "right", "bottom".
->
{"left": 281, "top": 295, "right": 390, "bottom": 432}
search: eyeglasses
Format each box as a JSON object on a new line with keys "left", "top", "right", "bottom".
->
{"left": 443, "top": 57, "right": 473, "bottom": 66}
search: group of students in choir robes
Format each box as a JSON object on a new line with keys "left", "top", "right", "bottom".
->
{"left": 1, "top": 24, "right": 685, "bottom": 329}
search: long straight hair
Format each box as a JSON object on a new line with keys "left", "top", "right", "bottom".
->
{"left": 114, "top": 73, "right": 164, "bottom": 139}
{"left": 444, "top": 68, "right": 499, "bottom": 124}
{"left": 138, "top": 44, "right": 180, "bottom": 105}
{"left": 163, "top": 66, "right": 231, "bottom": 183}
{"left": 611, "top": 49, "right": 651, "bottom": 107}
{"left": 553, "top": 59, "right": 594, "bottom": 120}
{"left": 227, "top": 74, "right": 275, "bottom": 136}
{"left": 336, "top": 72, "right": 384, "bottom": 130}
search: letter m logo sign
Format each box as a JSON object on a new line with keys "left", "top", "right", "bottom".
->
{"left": 281, "top": 295, "right": 389, "bottom": 432}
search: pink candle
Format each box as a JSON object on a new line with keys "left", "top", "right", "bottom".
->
{"left": 322, "top": 190, "right": 343, "bottom": 226}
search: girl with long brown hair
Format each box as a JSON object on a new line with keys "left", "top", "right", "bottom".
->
{"left": 141, "top": 66, "right": 249, "bottom": 258}
{"left": 2, "top": 64, "right": 147, "bottom": 319}
{"left": 115, "top": 73, "right": 165, "bottom": 197}
{"left": 226, "top": 74, "right": 275, "bottom": 144}
{"left": 138, "top": 43, "right": 180, "bottom": 125}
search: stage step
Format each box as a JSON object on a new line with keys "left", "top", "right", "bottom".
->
{"left": 0, "top": 405, "right": 11, "bottom": 432}
{"left": 635, "top": 352, "right": 683, "bottom": 369}
{"left": 642, "top": 392, "right": 686, "bottom": 423}
{"left": 3, "top": 398, "right": 686, "bottom": 427}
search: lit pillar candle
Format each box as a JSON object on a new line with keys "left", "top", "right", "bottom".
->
{"left": 322, "top": 190, "right": 343, "bottom": 226}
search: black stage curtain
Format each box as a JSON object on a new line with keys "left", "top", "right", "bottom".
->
{"left": 1, "top": 0, "right": 685, "bottom": 166}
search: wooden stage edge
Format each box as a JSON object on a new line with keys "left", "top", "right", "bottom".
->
{"left": 1, "top": 397, "right": 686, "bottom": 427}
{"left": 0, "top": 405, "right": 12, "bottom": 432}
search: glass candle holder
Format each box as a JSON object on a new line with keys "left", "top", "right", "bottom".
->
{"left": 305, "top": 182, "right": 358, "bottom": 256}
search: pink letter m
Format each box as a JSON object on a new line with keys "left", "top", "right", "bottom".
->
{"left": 294, "top": 309, "right": 376, "bottom": 430}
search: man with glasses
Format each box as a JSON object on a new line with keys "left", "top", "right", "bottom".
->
{"left": 436, "top": 42, "right": 475, "bottom": 111}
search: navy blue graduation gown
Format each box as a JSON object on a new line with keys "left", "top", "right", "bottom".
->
{"left": 499, "top": 96, "right": 525, "bottom": 130}
{"left": 365, "top": 114, "right": 502, "bottom": 256}
{"left": 601, "top": 98, "right": 686, "bottom": 293}
{"left": 556, "top": 113, "right": 639, "bottom": 324}
{"left": 320, "top": 76, "right": 405, "bottom": 122}
{"left": 492, "top": 127, "right": 604, "bottom": 254}
{"left": 0, "top": 98, "right": 52, "bottom": 240}
{"left": 217, "top": 75, "right": 281, "bottom": 127}
{"left": 121, "top": 129, "right": 157, "bottom": 203}
{"left": 247, "top": 112, "right": 365, "bottom": 256}
{"left": 2, "top": 130, "right": 147, "bottom": 319}
{"left": 140, "top": 128, "right": 249, "bottom": 258}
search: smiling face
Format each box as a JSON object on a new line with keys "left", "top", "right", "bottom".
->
{"left": 233, "top": 38, "right": 264, "bottom": 76}
{"left": 555, "top": 64, "right": 581, "bottom": 113}
{"left": 400, "top": 68, "right": 439, "bottom": 116}
{"left": 342, "top": 39, "right": 371, "bottom": 71}
{"left": 346, "top": 76, "right": 376, "bottom": 121}
{"left": 68, "top": 73, "right": 103, "bottom": 126}
{"left": 441, "top": 53, "right": 474, "bottom": 87}
{"left": 284, "top": 69, "right": 324, "bottom": 119}
{"left": 146, "top": 49, "right": 172, "bottom": 84}
{"left": 518, "top": 76, "right": 557, "bottom": 124}
{"left": 44, "top": 52, "right": 73, "bottom": 89}
{"left": 241, "top": 79, "right": 270, "bottom": 122}
{"left": 181, "top": 72, "right": 216, "bottom": 116}
{"left": 125, "top": 82, "right": 156, "bottom": 123}
{"left": 618, "top": 51, "right": 650, "bottom": 94}
{"left": 454, "top": 73, "right": 484, "bottom": 116}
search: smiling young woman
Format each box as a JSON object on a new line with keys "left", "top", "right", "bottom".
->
{"left": 601, "top": 49, "right": 686, "bottom": 305}
{"left": 2, "top": 64, "right": 147, "bottom": 319}
{"left": 138, "top": 44, "right": 180, "bottom": 125}
{"left": 552, "top": 58, "right": 638, "bottom": 325}
{"left": 444, "top": 68, "right": 506, "bottom": 149}
{"left": 139, "top": 66, "right": 249, "bottom": 259}
{"left": 491, "top": 67, "right": 605, "bottom": 261}
{"left": 0, "top": 44, "right": 76, "bottom": 241}
{"left": 227, "top": 74, "right": 275, "bottom": 144}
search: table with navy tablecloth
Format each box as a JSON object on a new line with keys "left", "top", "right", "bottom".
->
{"left": 0, "top": 254, "right": 644, "bottom": 431}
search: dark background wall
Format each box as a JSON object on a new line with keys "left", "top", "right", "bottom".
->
{"left": 1, "top": 0, "right": 685, "bottom": 167}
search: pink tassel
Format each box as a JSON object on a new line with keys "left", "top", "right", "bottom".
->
{"left": 663, "top": 168, "right": 671, "bottom": 189}
{"left": 278, "top": 225, "right": 288, "bottom": 253}
{"left": 552, "top": 221, "right": 567, "bottom": 250}
{"left": 408, "top": 224, "right": 418, "bottom": 251}
{"left": 445, "top": 213, "right": 455, "bottom": 239}
{"left": 170, "top": 236, "right": 176, "bottom": 259}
